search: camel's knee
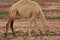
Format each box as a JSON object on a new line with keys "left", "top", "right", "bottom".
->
{"left": 30, "top": 18, "right": 33, "bottom": 25}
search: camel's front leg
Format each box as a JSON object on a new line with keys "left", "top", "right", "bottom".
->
{"left": 29, "top": 15, "right": 37, "bottom": 36}
{"left": 5, "top": 18, "right": 16, "bottom": 37}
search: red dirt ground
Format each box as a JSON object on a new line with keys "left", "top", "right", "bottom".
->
{"left": 0, "top": 19, "right": 60, "bottom": 40}
{"left": 0, "top": 19, "right": 60, "bottom": 32}
{"left": 13, "top": 36, "right": 60, "bottom": 40}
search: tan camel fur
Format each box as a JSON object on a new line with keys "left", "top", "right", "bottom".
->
{"left": 5, "top": 0, "right": 49, "bottom": 37}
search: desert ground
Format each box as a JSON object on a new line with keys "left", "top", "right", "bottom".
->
{"left": 0, "top": 19, "right": 60, "bottom": 40}
{"left": 0, "top": 19, "right": 60, "bottom": 32}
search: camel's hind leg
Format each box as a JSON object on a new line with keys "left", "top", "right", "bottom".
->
{"left": 5, "top": 18, "right": 16, "bottom": 37}
{"left": 5, "top": 19, "right": 10, "bottom": 37}
{"left": 30, "top": 17, "right": 37, "bottom": 28}
{"left": 10, "top": 20, "right": 16, "bottom": 37}
{"left": 5, "top": 10, "right": 17, "bottom": 37}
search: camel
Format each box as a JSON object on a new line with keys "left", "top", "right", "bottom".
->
{"left": 5, "top": 0, "right": 50, "bottom": 37}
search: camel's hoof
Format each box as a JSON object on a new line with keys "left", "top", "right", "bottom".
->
{"left": 4, "top": 34, "right": 7, "bottom": 38}
{"left": 13, "top": 35, "right": 17, "bottom": 38}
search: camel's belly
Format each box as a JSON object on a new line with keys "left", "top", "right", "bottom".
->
{"left": 19, "top": 11, "right": 31, "bottom": 18}
{"left": 18, "top": 12, "right": 31, "bottom": 19}
{"left": 17, "top": 5, "right": 32, "bottom": 18}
